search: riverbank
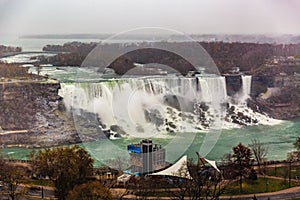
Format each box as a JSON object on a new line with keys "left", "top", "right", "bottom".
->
{"left": 1, "top": 120, "right": 299, "bottom": 164}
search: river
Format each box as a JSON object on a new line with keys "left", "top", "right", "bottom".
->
{"left": 0, "top": 40, "right": 300, "bottom": 167}
{"left": 1, "top": 119, "right": 300, "bottom": 166}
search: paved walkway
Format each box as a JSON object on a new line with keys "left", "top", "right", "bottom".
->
{"left": 0, "top": 130, "right": 28, "bottom": 135}
{"left": 118, "top": 178, "right": 300, "bottom": 200}
{"left": 221, "top": 185, "right": 300, "bottom": 200}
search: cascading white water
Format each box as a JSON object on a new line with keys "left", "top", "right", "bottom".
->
{"left": 240, "top": 75, "right": 252, "bottom": 103}
{"left": 60, "top": 76, "right": 228, "bottom": 137}
{"left": 199, "top": 76, "right": 227, "bottom": 103}
{"left": 59, "top": 75, "right": 281, "bottom": 138}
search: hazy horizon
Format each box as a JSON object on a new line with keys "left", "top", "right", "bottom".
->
{"left": 0, "top": 0, "right": 300, "bottom": 36}
{"left": 16, "top": 33, "right": 300, "bottom": 37}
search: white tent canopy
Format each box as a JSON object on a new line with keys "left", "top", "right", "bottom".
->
{"left": 149, "top": 155, "right": 220, "bottom": 179}
{"left": 197, "top": 152, "right": 220, "bottom": 172}
{"left": 202, "top": 157, "right": 220, "bottom": 172}
{"left": 149, "top": 155, "right": 192, "bottom": 179}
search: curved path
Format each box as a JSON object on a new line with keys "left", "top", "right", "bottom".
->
{"left": 119, "top": 176, "right": 300, "bottom": 200}
{"left": 220, "top": 185, "right": 300, "bottom": 200}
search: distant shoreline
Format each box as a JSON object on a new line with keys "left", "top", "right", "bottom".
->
{"left": 19, "top": 33, "right": 300, "bottom": 44}
{"left": 20, "top": 34, "right": 112, "bottom": 40}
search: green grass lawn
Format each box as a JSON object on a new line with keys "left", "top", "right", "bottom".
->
{"left": 135, "top": 177, "right": 300, "bottom": 197}
{"left": 224, "top": 177, "right": 300, "bottom": 195}
{"left": 265, "top": 165, "right": 300, "bottom": 179}
{"left": 21, "top": 179, "right": 54, "bottom": 187}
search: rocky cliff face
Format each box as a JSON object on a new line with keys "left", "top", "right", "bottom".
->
{"left": 248, "top": 63, "right": 300, "bottom": 120}
{"left": 225, "top": 75, "right": 243, "bottom": 96}
{"left": 251, "top": 87, "right": 300, "bottom": 120}
{"left": 0, "top": 80, "right": 80, "bottom": 147}
{"left": 0, "top": 81, "right": 58, "bottom": 130}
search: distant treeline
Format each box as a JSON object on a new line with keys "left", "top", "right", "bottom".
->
{"left": 41, "top": 42, "right": 97, "bottom": 66}
{"left": 41, "top": 41, "right": 300, "bottom": 74}
{"left": 201, "top": 42, "right": 300, "bottom": 73}
{"left": 0, "top": 63, "right": 29, "bottom": 78}
{"left": 20, "top": 33, "right": 300, "bottom": 44}
{"left": 0, "top": 45, "right": 22, "bottom": 57}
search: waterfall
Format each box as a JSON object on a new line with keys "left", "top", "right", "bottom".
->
{"left": 59, "top": 76, "right": 228, "bottom": 137}
{"left": 240, "top": 75, "right": 252, "bottom": 103}
{"left": 59, "top": 74, "right": 279, "bottom": 138}
{"left": 198, "top": 76, "right": 227, "bottom": 104}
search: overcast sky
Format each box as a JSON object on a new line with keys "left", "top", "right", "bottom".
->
{"left": 0, "top": 0, "right": 300, "bottom": 35}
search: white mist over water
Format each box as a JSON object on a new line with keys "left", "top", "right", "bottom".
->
{"left": 224, "top": 75, "right": 281, "bottom": 128}
{"left": 60, "top": 76, "right": 228, "bottom": 138}
{"left": 59, "top": 75, "right": 280, "bottom": 140}
{"left": 0, "top": 67, "right": 289, "bottom": 163}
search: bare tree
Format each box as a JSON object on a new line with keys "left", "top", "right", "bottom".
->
{"left": 166, "top": 160, "right": 225, "bottom": 200}
{"left": 105, "top": 156, "right": 130, "bottom": 172}
{"left": 288, "top": 137, "right": 300, "bottom": 161}
{"left": 293, "top": 137, "right": 300, "bottom": 151}
{"left": 134, "top": 177, "right": 159, "bottom": 200}
{"left": 0, "top": 160, "right": 25, "bottom": 200}
{"left": 249, "top": 139, "right": 268, "bottom": 173}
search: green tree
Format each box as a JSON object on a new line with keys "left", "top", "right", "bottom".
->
{"left": 226, "top": 143, "right": 254, "bottom": 193}
{"left": 67, "top": 181, "right": 112, "bottom": 200}
{"left": 31, "top": 145, "right": 94, "bottom": 200}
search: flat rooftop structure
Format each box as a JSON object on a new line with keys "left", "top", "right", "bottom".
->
{"left": 127, "top": 139, "right": 166, "bottom": 174}
{"left": 127, "top": 139, "right": 164, "bottom": 154}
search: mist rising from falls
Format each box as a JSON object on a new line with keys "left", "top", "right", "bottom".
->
{"left": 224, "top": 75, "right": 281, "bottom": 127}
{"left": 60, "top": 76, "right": 228, "bottom": 138}
{"left": 59, "top": 75, "right": 280, "bottom": 139}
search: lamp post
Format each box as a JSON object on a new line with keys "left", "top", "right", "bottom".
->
{"left": 265, "top": 177, "right": 269, "bottom": 192}
{"left": 274, "top": 163, "right": 277, "bottom": 176}
{"left": 41, "top": 187, "right": 44, "bottom": 199}
{"left": 289, "top": 160, "right": 292, "bottom": 188}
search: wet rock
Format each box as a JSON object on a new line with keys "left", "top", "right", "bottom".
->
{"left": 110, "top": 125, "right": 126, "bottom": 136}
{"left": 163, "top": 95, "right": 194, "bottom": 113}
{"left": 199, "top": 103, "right": 209, "bottom": 112}
{"left": 144, "top": 109, "right": 164, "bottom": 127}
{"left": 167, "top": 122, "right": 176, "bottom": 129}
{"left": 114, "top": 133, "right": 122, "bottom": 138}
{"left": 103, "top": 130, "right": 112, "bottom": 138}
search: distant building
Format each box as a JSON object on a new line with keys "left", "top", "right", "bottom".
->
{"left": 93, "top": 168, "right": 119, "bottom": 181}
{"left": 266, "top": 56, "right": 300, "bottom": 66}
{"left": 128, "top": 139, "right": 166, "bottom": 174}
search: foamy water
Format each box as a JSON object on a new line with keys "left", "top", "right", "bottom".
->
{"left": 57, "top": 74, "right": 283, "bottom": 143}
